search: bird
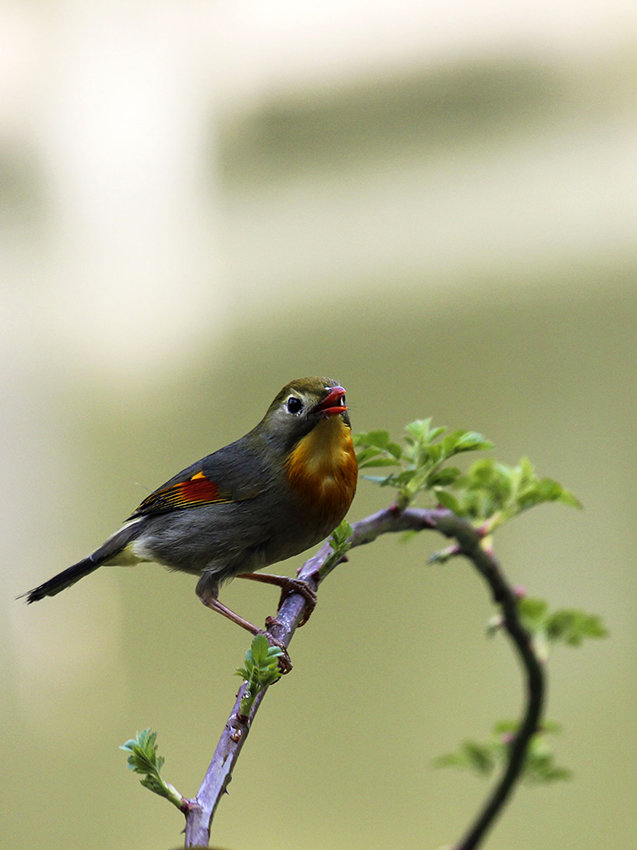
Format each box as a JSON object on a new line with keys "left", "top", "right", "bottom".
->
{"left": 23, "top": 377, "right": 358, "bottom": 656}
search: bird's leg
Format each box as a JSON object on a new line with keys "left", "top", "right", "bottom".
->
{"left": 200, "top": 596, "right": 292, "bottom": 673}
{"left": 201, "top": 595, "right": 262, "bottom": 634}
{"left": 236, "top": 572, "right": 318, "bottom": 626}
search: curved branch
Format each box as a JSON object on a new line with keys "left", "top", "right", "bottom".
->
{"left": 183, "top": 506, "right": 545, "bottom": 849}
{"left": 431, "top": 513, "right": 545, "bottom": 850}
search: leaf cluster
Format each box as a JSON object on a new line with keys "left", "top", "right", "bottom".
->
{"left": 354, "top": 420, "right": 493, "bottom": 510}
{"left": 440, "top": 457, "right": 581, "bottom": 530}
{"left": 461, "top": 598, "right": 607, "bottom": 779}
{"left": 120, "top": 729, "right": 183, "bottom": 809}
{"left": 236, "top": 634, "right": 284, "bottom": 718}
{"left": 355, "top": 423, "right": 580, "bottom": 530}
{"left": 354, "top": 421, "right": 601, "bottom": 791}
{"left": 329, "top": 519, "right": 353, "bottom": 555}
{"left": 435, "top": 721, "right": 572, "bottom": 785}
{"left": 316, "top": 519, "right": 353, "bottom": 581}
{"left": 488, "top": 597, "right": 608, "bottom": 661}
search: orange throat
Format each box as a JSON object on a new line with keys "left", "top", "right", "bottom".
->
{"left": 286, "top": 416, "right": 358, "bottom": 525}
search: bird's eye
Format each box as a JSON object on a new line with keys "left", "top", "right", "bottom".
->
{"left": 286, "top": 396, "right": 304, "bottom": 415}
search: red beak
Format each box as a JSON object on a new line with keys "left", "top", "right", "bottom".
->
{"left": 312, "top": 385, "right": 347, "bottom": 417}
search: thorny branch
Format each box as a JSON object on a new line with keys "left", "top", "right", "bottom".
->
{"left": 183, "top": 506, "right": 544, "bottom": 849}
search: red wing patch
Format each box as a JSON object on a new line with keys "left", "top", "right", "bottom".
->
{"left": 128, "top": 470, "right": 229, "bottom": 518}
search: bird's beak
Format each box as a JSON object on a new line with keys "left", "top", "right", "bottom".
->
{"left": 312, "top": 386, "right": 347, "bottom": 417}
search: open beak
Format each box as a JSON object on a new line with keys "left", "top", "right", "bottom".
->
{"left": 312, "top": 385, "right": 347, "bottom": 417}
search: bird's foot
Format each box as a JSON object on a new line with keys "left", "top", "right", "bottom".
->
{"left": 237, "top": 572, "right": 318, "bottom": 626}
{"left": 274, "top": 577, "right": 317, "bottom": 626}
{"left": 262, "top": 619, "right": 292, "bottom": 673}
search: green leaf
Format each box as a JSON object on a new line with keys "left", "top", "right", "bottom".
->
{"left": 120, "top": 729, "right": 164, "bottom": 776}
{"left": 250, "top": 633, "right": 269, "bottom": 666}
{"left": 518, "top": 597, "right": 549, "bottom": 627}
{"left": 365, "top": 430, "right": 391, "bottom": 449}
{"left": 359, "top": 457, "right": 402, "bottom": 469}
{"left": 435, "top": 720, "right": 573, "bottom": 785}
{"left": 387, "top": 441, "right": 403, "bottom": 459}
{"left": 500, "top": 598, "right": 608, "bottom": 659}
{"left": 457, "top": 432, "right": 495, "bottom": 452}
{"left": 434, "top": 489, "right": 461, "bottom": 513}
{"left": 545, "top": 609, "right": 608, "bottom": 646}
{"left": 404, "top": 419, "right": 436, "bottom": 442}
{"left": 236, "top": 633, "right": 285, "bottom": 717}
{"left": 120, "top": 729, "right": 184, "bottom": 809}
{"left": 463, "top": 741, "right": 496, "bottom": 775}
{"left": 330, "top": 519, "right": 353, "bottom": 556}
{"left": 442, "top": 430, "right": 493, "bottom": 456}
{"left": 428, "top": 467, "right": 462, "bottom": 487}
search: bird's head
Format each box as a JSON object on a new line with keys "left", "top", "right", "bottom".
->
{"left": 257, "top": 377, "right": 351, "bottom": 452}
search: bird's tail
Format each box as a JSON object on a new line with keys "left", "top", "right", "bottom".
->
{"left": 24, "top": 556, "right": 102, "bottom": 602}
{"left": 22, "top": 520, "right": 143, "bottom": 603}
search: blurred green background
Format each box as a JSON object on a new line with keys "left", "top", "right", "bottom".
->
{"left": 3, "top": 3, "right": 636, "bottom": 849}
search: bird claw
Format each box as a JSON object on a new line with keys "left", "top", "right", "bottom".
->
{"left": 262, "top": 622, "right": 292, "bottom": 673}
{"left": 237, "top": 571, "right": 318, "bottom": 627}
{"left": 275, "top": 578, "right": 317, "bottom": 626}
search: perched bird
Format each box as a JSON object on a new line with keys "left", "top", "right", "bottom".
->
{"left": 24, "top": 377, "right": 357, "bottom": 649}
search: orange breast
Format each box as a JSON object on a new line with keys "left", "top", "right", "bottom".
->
{"left": 286, "top": 416, "right": 358, "bottom": 527}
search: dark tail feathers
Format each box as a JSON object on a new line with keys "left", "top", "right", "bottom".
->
{"left": 21, "top": 521, "right": 142, "bottom": 603}
{"left": 23, "top": 556, "right": 102, "bottom": 602}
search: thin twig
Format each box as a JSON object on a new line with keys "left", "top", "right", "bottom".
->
{"left": 183, "top": 506, "right": 544, "bottom": 849}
